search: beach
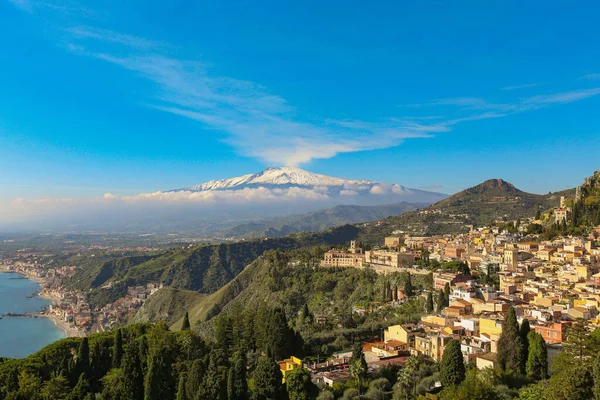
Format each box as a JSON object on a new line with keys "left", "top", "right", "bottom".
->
{"left": 0, "top": 269, "right": 84, "bottom": 339}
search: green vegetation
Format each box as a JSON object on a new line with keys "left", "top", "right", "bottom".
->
{"left": 67, "top": 225, "right": 360, "bottom": 308}
{"left": 356, "top": 179, "right": 574, "bottom": 243}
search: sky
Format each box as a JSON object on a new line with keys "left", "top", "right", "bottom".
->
{"left": 1, "top": 0, "right": 600, "bottom": 207}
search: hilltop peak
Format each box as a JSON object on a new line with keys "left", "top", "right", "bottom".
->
{"left": 468, "top": 178, "right": 519, "bottom": 194}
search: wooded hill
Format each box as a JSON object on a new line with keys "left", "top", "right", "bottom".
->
{"left": 65, "top": 225, "right": 360, "bottom": 308}
{"left": 356, "top": 178, "right": 575, "bottom": 243}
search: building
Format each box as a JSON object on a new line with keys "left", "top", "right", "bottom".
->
{"left": 384, "top": 236, "right": 403, "bottom": 248}
{"left": 321, "top": 241, "right": 365, "bottom": 267}
{"left": 535, "top": 322, "right": 571, "bottom": 344}
{"left": 433, "top": 272, "right": 470, "bottom": 290}
{"left": 476, "top": 352, "right": 498, "bottom": 370}
{"left": 365, "top": 249, "right": 415, "bottom": 268}
{"left": 277, "top": 356, "right": 303, "bottom": 383}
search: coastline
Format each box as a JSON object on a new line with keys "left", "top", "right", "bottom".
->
{"left": 0, "top": 269, "right": 84, "bottom": 338}
{"left": 38, "top": 312, "right": 84, "bottom": 338}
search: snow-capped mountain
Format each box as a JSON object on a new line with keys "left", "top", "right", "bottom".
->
{"left": 171, "top": 166, "right": 447, "bottom": 204}
{"left": 178, "top": 166, "right": 376, "bottom": 191}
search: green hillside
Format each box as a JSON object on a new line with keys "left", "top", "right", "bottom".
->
{"left": 356, "top": 179, "right": 575, "bottom": 243}
{"left": 67, "top": 225, "right": 360, "bottom": 307}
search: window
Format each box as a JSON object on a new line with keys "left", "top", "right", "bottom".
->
{"left": 547, "top": 331, "right": 551, "bottom": 337}
{"left": 553, "top": 332, "right": 557, "bottom": 338}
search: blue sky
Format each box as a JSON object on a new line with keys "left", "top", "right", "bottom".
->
{"left": 1, "top": 0, "right": 600, "bottom": 202}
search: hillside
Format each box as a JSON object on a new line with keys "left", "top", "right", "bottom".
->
{"left": 66, "top": 225, "right": 360, "bottom": 307}
{"left": 225, "top": 202, "right": 428, "bottom": 238}
{"left": 133, "top": 249, "right": 432, "bottom": 338}
{"left": 356, "top": 179, "right": 575, "bottom": 243}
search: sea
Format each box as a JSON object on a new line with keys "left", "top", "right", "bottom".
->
{"left": 0, "top": 272, "right": 66, "bottom": 358}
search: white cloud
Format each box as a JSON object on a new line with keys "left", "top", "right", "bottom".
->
{"left": 581, "top": 74, "right": 600, "bottom": 81}
{"left": 370, "top": 185, "right": 386, "bottom": 195}
{"left": 501, "top": 83, "right": 540, "bottom": 91}
{"left": 57, "top": 29, "right": 451, "bottom": 166}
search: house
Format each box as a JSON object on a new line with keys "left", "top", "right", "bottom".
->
{"left": 535, "top": 322, "right": 571, "bottom": 344}
{"left": 277, "top": 356, "right": 302, "bottom": 383}
{"left": 414, "top": 335, "right": 453, "bottom": 361}
{"left": 476, "top": 352, "right": 498, "bottom": 370}
{"left": 384, "top": 324, "right": 415, "bottom": 344}
{"left": 567, "top": 307, "right": 591, "bottom": 321}
{"left": 365, "top": 249, "right": 415, "bottom": 268}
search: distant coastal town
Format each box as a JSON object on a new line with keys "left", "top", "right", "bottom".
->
{"left": 0, "top": 252, "right": 162, "bottom": 337}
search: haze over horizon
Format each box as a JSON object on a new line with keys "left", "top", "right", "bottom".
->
{"left": 1, "top": 0, "right": 600, "bottom": 229}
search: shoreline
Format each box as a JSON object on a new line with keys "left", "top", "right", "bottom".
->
{"left": 0, "top": 269, "right": 84, "bottom": 338}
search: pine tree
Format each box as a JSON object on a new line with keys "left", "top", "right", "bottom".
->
{"left": 497, "top": 307, "right": 522, "bottom": 373}
{"left": 440, "top": 340, "right": 465, "bottom": 387}
{"left": 526, "top": 331, "right": 548, "bottom": 381}
{"left": 113, "top": 328, "right": 123, "bottom": 368}
{"left": 425, "top": 292, "right": 434, "bottom": 313}
{"left": 182, "top": 312, "right": 191, "bottom": 331}
{"left": 252, "top": 356, "right": 284, "bottom": 400}
{"left": 227, "top": 352, "right": 248, "bottom": 400}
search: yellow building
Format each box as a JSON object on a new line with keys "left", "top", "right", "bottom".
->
{"left": 384, "top": 324, "right": 410, "bottom": 343}
{"left": 277, "top": 356, "right": 302, "bottom": 383}
{"left": 479, "top": 316, "right": 503, "bottom": 337}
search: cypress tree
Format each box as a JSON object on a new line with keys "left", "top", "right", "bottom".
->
{"left": 440, "top": 340, "right": 465, "bottom": 387}
{"left": 182, "top": 312, "right": 191, "bottom": 331}
{"left": 227, "top": 352, "right": 248, "bottom": 400}
{"left": 144, "top": 346, "right": 174, "bottom": 400}
{"left": 436, "top": 289, "right": 446, "bottom": 313}
{"left": 185, "top": 358, "right": 205, "bottom": 400}
{"left": 593, "top": 355, "right": 600, "bottom": 400}
{"left": 265, "top": 307, "right": 293, "bottom": 360}
{"left": 404, "top": 273, "right": 414, "bottom": 298}
{"left": 113, "top": 328, "right": 123, "bottom": 368}
{"left": 425, "top": 292, "right": 434, "bottom": 313}
{"left": 526, "top": 331, "right": 548, "bottom": 380}
{"left": 70, "top": 372, "right": 91, "bottom": 400}
{"left": 75, "top": 337, "right": 90, "bottom": 384}
{"left": 519, "top": 319, "right": 531, "bottom": 374}
{"left": 176, "top": 373, "right": 186, "bottom": 400}
{"left": 138, "top": 335, "right": 149, "bottom": 376}
{"left": 200, "top": 349, "right": 228, "bottom": 400}
{"left": 118, "top": 341, "right": 144, "bottom": 400}
{"left": 252, "top": 356, "right": 284, "bottom": 400}
{"left": 497, "top": 307, "right": 522, "bottom": 373}
{"left": 90, "top": 341, "right": 110, "bottom": 389}
{"left": 349, "top": 343, "right": 367, "bottom": 392}
{"left": 444, "top": 283, "right": 451, "bottom": 303}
